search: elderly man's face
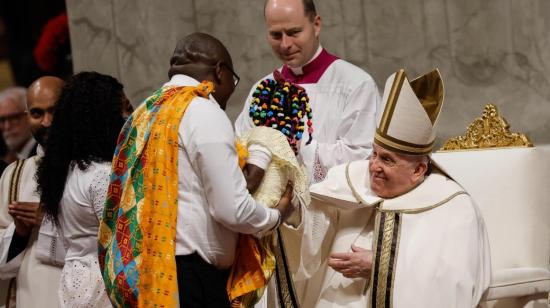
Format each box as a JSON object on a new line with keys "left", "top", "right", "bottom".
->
{"left": 265, "top": 0, "right": 321, "bottom": 68}
{"left": 368, "top": 144, "right": 426, "bottom": 198}
{"left": 0, "top": 98, "right": 31, "bottom": 151}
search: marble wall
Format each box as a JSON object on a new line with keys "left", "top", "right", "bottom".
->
{"left": 66, "top": 0, "right": 550, "bottom": 146}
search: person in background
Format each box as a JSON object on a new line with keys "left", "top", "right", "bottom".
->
{"left": 235, "top": 0, "right": 381, "bottom": 184}
{"left": 0, "top": 87, "right": 36, "bottom": 162}
{"left": 0, "top": 137, "right": 8, "bottom": 175}
{"left": 36, "top": 72, "right": 127, "bottom": 307}
{"left": 0, "top": 76, "right": 64, "bottom": 308}
{"left": 235, "top": 2, "right": 381, "bottom": 306}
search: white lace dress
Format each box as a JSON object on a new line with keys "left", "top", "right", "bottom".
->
{"left": 57, "top": 162, "right": 112, "bottom": 307}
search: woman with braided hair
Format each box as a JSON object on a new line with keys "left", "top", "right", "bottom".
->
{"left": 36, "top": 71, "right": 127, "bottom": 307}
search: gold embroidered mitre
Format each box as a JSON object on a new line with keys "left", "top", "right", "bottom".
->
{"left": 375, "top": 69, "right": 444, "bottom": 155}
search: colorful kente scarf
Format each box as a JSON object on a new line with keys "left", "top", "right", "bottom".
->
{"left": 98, "top": 82, "right": 214, "bottom": 307}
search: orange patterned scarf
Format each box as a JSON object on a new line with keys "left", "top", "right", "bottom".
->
{"left": 99, "top": 82, "right": 214, "bottom": 307}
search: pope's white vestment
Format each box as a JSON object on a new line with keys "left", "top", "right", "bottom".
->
{"left": 292, "top": 160, "right": 491, "bottom": 308}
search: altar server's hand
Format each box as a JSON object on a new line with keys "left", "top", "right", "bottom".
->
{"left": 328, "top": 244, "right": 373, "bottom": 279}
{"left": 275, "top": 182, "right": 294, "bottom": 223}
{"left": 8, "top": 201, "right": 44, "bottom": 237}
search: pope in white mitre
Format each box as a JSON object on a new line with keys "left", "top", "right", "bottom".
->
{"left": 292, "top": 69, "right": 491, "bottom": 308}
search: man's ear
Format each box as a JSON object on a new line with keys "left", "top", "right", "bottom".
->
{"left": 413, "top": 161, "right": 428, "bottom": 179}
{"left": 214, "top": 61, "right": 224, "bottom": 84}
{"left": 313, "top": 15, "right": 322, "bottom": 39}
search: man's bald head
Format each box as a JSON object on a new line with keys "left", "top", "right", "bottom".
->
{"left": 168, "top": 32, "right": 233, "bottom": 79}
{"left": 168, "top": 32, "right": 237, "bottom": 110}
{"left": 265, "top": 0, "right": 317, "bottom": 21}
{"left": 27, "top": 76, "right": 64, "bottom": 107}
{"left": 26, "top": 76, "right": 64, "bottom": 146}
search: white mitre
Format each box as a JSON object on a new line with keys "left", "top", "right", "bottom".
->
{"left": 311, "top": 69, "right": 446, "bottom": 207}
{"left": 375, "top": 69, "right": 444, "bottom": 155}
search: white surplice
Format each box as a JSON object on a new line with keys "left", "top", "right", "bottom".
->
{"left": 235, "top": 47, "right": 381, "bottom": 184}
{"left": 0, "top": 152, "right": 63, "bottom": 308}
{"left": 297, "top": 160, "right": 491, "bottom": 308}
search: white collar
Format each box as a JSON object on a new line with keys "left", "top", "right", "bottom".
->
{"left": 163, "top": 74, "right": 219, "bottom": 105}
{"left": 344, "top": 160, "right": 465, "bottom": 212}
{"left": 16, "top": 138, "right": 36, "bottom": 159}
{"left": 377, "top": 172, "right": 465, "bottom": 212}
{"left": 164, "top": 74, "right": 201, "bottom": 88}
{"left": 289, "top": 45, "right": 323, "bottom": 75}
{"left": 311, "top": 160, "right": 466, "bottom": 213}
{"left": 35, "top": 144, "right": 45, "bottom": 157}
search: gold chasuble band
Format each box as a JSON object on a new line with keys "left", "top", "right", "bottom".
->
{"left": 370, "top": 211, "right": 402, "bottom": 308}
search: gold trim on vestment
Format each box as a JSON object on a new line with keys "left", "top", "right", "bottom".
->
{"left": 379, "top": 70, "right": 406, "bottom": 134}
{"left": 369, "top": 212, "right": 381, "bottom": 306}
{"left": 380, "top": 191, "right": 467, "bottom": 214}
{"left": 370, "top": 212, "right": 401, "bottom": 308}
{"left": 376, "top": 212, "right": 394, "bottom": 308}
{"left": 376, "top": 128, "right": 435, "bottom": 149}
{"left": 374, "top": 133, "right": 433, "bottom": 155}
{"left": 345, "top": 162, "right": 368, "bottom": 205}
{"left": 9, "top": 159, "right": 25, "bottom": 203}
{"left": 344, "top": 162, "right": 465, "bottom": 214}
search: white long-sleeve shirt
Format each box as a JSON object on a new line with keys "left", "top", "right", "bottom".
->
{"left": 165, "top": 75, "right": 280, "bottom": 269}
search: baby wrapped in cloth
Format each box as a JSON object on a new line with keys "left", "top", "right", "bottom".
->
{"left": 228, "top": 77, "right": 313, "bottom": 307}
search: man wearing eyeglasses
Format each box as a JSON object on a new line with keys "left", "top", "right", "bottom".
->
{"left": 0, "top": 76, "right": 65, "bottom": 308}
{"left": 98, "top": 32, "right": 297, "bottom": 307}
{"left": 0, "top": 87, "right": 36, "bottom": 163}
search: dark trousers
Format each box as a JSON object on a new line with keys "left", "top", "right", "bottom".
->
{"left": 176, "top": 253, "right": 231, "bottom": 308}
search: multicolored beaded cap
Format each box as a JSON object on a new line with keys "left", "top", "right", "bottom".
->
{"left": 248, "top": 76, "right": 313, "bottom": 154}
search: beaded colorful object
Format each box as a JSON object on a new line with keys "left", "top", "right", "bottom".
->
{"left": 248, "top": 77, "right": 313, "bottom": 155}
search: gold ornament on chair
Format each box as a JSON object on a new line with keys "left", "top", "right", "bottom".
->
{"left": 440, "top": 104, "right": 533, "bottom": 151}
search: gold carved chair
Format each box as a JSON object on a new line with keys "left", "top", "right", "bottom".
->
{"left": 432, "top": 104, "right": 549, "bottom": 308}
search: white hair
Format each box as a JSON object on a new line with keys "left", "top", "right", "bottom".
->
{"left": 0, "top": 87, "right": 27, "bottom": 110}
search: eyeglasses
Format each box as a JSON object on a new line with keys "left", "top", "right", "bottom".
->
{"left": 221, "top": 63, "right": 240, "bottom": 87}
{"left": 0, "top": 111, "right": 27, "bottom": 126}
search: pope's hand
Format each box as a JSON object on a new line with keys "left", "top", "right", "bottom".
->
{"left": 328, "top": 244, "right": 373, "bottom": 279}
